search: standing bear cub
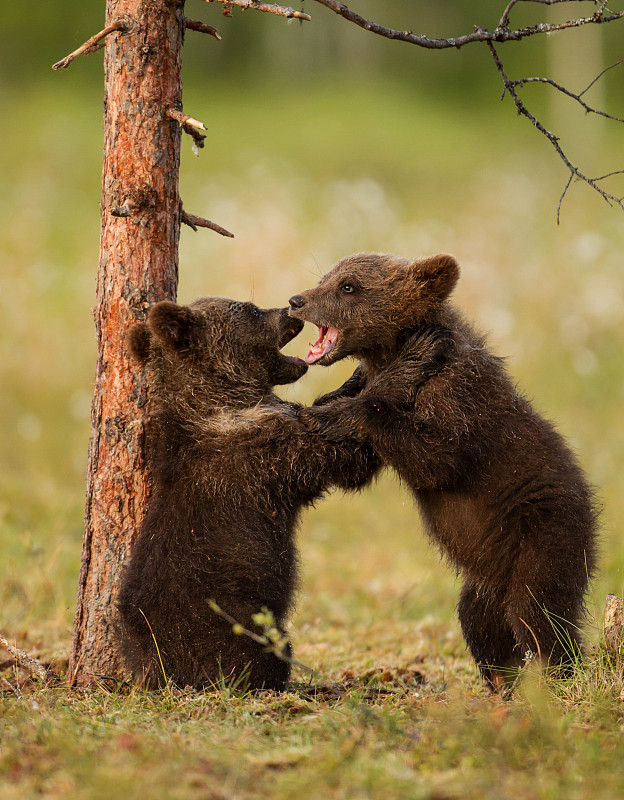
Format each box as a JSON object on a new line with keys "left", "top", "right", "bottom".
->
{"left": 289, "top": 253, "right": 598, "bottom": 687}
{"left": 117, "top": 297, "right": 382, "bottom": 691}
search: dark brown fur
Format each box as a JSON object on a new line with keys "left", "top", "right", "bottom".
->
{"left": 117, "top": 297, "right": 382, "bottom": 691}
{"left": 289, "top": 253, "right": 598, "bottom": 687}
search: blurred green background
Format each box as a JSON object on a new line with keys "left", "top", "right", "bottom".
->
{"left": 1, "top": 0, "right": 623, "bottom": 657}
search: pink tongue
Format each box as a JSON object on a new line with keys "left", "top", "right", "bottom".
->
{"left": 306, "top": 327, "right": 338, "bottom": 364}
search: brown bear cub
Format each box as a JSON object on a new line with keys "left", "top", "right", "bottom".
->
{"left": 289, "top": 253, "right": 598, "bottom": 688}
{"left": 117, "top": 297, "right": 382, "bottom": 691}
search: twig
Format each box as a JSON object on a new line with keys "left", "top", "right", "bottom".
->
{"left": 165, "top": 107, "right": 207, "bottom": 132}
{"left": 310, "top": 0, "right": 624, "bottom": 213}
{"left": 310, "top": 0, "right": 624, "bottom": 49}
{"left": 557, "top": 173, "right": 574, "bottom": 221}
{"left": 165, "top": 108, "right": 208, "bottom": 149}
{"left": 592, "top": 169, "right": 624, "bottom": 181}
{"left": 208, "top": 602, "right": 421, "bottom": 740}
{"left": 518, "top": 0, "right": 607, "bottom": 4}
{"left": 487, "top": 41, "right": 624, "bottom": 221}
{"left": 204, "top": 0, "right": 311, "bottom": 20}
{"left": 1, "top": 674, "right": 17, "bottom": 695}
{"left": 185, "top": 18, "right": 223, "bottom": 40}
{"left": 181, "top": 209, "right": 235, "bottom": 238}
{"left": 0, "top": 634, "right": 60, "bottom": 685}
{"left": 499, "top": 0, "right": 609, "bottom": 30}
{"left": 208, "top": 601, "right": 318, "bottom": 679}
{"left": 578, "top": 58, "right": 624, "bottom": 99}
{"left": 511, "top": 62, "right": 624, "bottom": 123}
{"left": 52, "top": 19, "right": 127, "bottom": 70}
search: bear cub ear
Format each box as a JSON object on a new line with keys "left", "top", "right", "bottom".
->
{"left": 412, "top": 253, "right": 459, "bottom": 304}
{"left": 147, "top": 301, "right": 206, "bottom": 350}
{"left": 126, "top": 322, "right": 152, "bottom": 364}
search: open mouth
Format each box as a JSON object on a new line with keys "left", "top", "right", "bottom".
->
{"left": 306, "top": 325, "right": 339, "bottom": 365}
{"left": 278, "top": 323, "right": 307, "bottom": 365}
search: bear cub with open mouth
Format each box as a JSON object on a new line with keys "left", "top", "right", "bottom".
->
{"left": 289, "top": 252, "right": 597, "bottom": 688}
{"left": 117, "top": 297, "right": 381, "bottom": 691}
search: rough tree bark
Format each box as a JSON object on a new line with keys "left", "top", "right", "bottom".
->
{"left": 68, "top": 0, "right": 184, "bottom": 685}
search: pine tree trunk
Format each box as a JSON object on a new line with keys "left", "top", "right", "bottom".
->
{"left": 68, "top": 0, "right": 185, "bottom": 686}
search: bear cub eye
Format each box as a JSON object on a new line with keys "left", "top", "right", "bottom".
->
{"left": 340, "top": 283, "right": 357, "bottom": 294}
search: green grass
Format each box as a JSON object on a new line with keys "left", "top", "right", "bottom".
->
{"left": 3, "top": 655, "right": 624, "bottom": 800}
{"left": 2, "top": 73, "right": 624, "bottom": 799}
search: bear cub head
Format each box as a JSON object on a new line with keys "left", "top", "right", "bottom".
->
{"left": 288, "top": 253, "right": 459, "bottom": 365}
{"left": 129, "top": 297, "right": 308, "bottom": 403}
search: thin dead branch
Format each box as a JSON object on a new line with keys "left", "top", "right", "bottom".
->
{"left": 205, "top": 0, "right": 311, "bottom": 20}
{"left": 52, "top": 19, "right": 128, "bottom": 70}
{"left": 181, "top": 209, "right": 235, "bottom": 238}
{"left": 487, "top": 41, "right": 624, "bottom": 221}
{"left": 165, "top": 107, "right": 207, "bottom": 131}
{"left": 511, "top": 61, "right": 624, "bottom": 123}
{"left": 310, "top": 0, "right": 624, "bottom": 49}
{"left": 185, "top": 18, "right": 223, "bottom": 40}
{"left": 165, "top": 108, "right": 208, "bottom": 148}
{"left": 0, "top": 674, "right": 17, "bottom": 695}
{"left": 0, "top": 634, "right": 60, "bottom": 685}
{"left": 578, "top": 58, "right": 622, "bottom": 97}
{"left": 309, "top": 0, "right": 624, "bottom": 214}
{"left": 498, "top": 0, "right": 609, "bottom": 31}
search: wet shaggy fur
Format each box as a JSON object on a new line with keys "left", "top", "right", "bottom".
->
{"left": 289, "top": 253, "right": 598, "bottom": 687}
{"left": 117, "top": 297, "right": 381, "bottom": 691}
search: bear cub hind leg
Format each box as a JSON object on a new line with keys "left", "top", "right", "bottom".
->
{"left": 457, "top": 581, "right": 524, "bottom": 690}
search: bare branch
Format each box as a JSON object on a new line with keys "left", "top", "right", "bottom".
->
{"left": 0, "top": 634, "right": 60, "bottom": 685}
{"left": 185, "top": 18, "right": 223, "bottom": 40}
{"left": 0, "top": 674, "right": 17, "bottom": 695}
{"left": 310, "top": 0, "right": 624, "bottom": 49}
{"left": 181, "top": 209, "right": 235, "bottom": 238}
{"left": 500, "top": 0, "right": 611, "bottom": 28}
{"left": 592, "top": 169, "right": 624, "bottom": 181}
{"left": 165, "top": 108, "right": 208, "bottom": 149}
{"left": 165, "top": 107, "right": 207, "bottom": 131}
{"left": 578, "top": 58, "right": 623, "bottom": 98}
{"left": 557, "top": 173, "right": 574, "bottom": 221}
{"left": 308, "top": 0, "right": 624, "bottom": 214}
{"left": 487, "top": 41, "right": 624, "bottom": 221}
{"left": 52, "top": 20, "right": 127, "bottom": 70}
{"left": 512, "top": 62, "right": 624, "bottom": 123}
{"left": 499, "top": 0, "right": 521, "bottom": 30}
{"left": 204, "top": 0, "right": 311, "bottom": 20}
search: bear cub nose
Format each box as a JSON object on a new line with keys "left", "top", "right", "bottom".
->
{"left": 289, "top": 295, "right": 306, "bottom": 310}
